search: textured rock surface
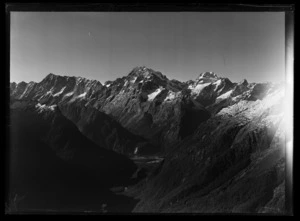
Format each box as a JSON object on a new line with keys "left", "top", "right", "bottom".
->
{"left": 125, "top": 84, "right": 286, "bottom": 213}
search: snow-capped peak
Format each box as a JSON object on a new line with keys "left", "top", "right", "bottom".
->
{"left": 128, "top": 66, "right": 167, "bottom": 82}
{"left": 197, "top": 72, "right": 219, "bottom": 80}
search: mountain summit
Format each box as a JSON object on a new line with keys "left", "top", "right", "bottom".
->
{"left": 197, "top": 71, "right": 219, "bottom": 80}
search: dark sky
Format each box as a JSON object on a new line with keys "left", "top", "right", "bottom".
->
{"left": 10, "top": 12, "right": 285, "bottom": 84}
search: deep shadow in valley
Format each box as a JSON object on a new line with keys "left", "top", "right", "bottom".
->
{"left": 6, "top": 105, "right": 140, "bottom": 214}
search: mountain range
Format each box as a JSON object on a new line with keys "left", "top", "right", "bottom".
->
{"left": 9, "top": 66, "right": 286, "bottom": 213}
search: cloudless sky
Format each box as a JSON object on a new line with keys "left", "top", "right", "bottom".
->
{"left": 10, "top": 12, "right": 285, "bottom": 84}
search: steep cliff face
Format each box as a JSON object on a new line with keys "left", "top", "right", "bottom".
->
{"left": 126, "top": 85, "right": 286, "bottom": 213}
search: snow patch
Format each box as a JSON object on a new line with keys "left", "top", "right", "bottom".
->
{"left": 216, "top": 90, "right": 233, "bottom": 101}
{"left": 148, "top": 87, "right": 164, "bottom": 101}
{"left": 19, "top": 85, "right": 30, "bottom": 98}
{"left": 45, "top": 90, "right": 53, "bottom": 96}
{"left": 119, "top": 89, "right": 125, "bottom": 94}
{"left": 198, "top": 72, "right": 218, "bottom": 79}
{"left": 77, "top": 92, "right": 87, "bottom": 98}
{"left": 131, "top": 77, "right": 137, "bottom": 83}
{"left": 64, "top": 92, "right": 74, "bottom": 97}
{"left": 35, "top": 103, "right": 57, "bottom": 113}
{"left": 53, "top": 86, "right": 66, "bottom": 97}
{"left": 213, "top": 79, "right": 222, "bottom": 90}
{"left": 190, "top": 83, "right": 211, "bottom": 95}
{"left": 164, "top": 91, "right": 179, "bottom": 102}
{"left": 188, "top": 85, "right": 193, "bottom": 90}
{"left": 232, "top": 94, "right": 243, "bottom": 102}
{"left": 76, "top": 79, "right": 81, "bottom": 86}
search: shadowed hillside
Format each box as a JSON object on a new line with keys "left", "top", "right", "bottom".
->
{"left": 7, "top": 100, "right": 138, "bottom": 213}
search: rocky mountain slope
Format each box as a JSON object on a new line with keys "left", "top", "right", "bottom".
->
{"left": 10, "top": 66, "right": 286, "bottom": 213}
{"left": 126, "top": 82, "right": 286, "bottom": 213}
